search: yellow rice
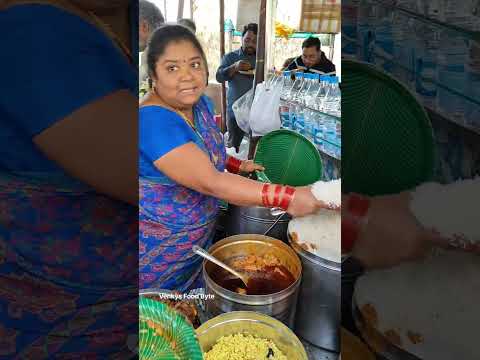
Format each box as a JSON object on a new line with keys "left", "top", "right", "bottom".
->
{"left": 204, "top": 333, "right": 287, "bottom": 360}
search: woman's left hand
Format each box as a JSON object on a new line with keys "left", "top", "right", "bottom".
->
{"left": 240, "top": 160, "right": 265, "bottom": 173}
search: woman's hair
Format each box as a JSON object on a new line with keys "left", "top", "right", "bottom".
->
{"left": 147, "top": 24, "right": 208, "bottom": 83}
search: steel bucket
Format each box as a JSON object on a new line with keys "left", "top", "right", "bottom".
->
{"left": 289, "top": 235, "right": 341, "bottom": 352}
{"left": 226, "top": 205, "right": 291, "bottom": 242}
{"left": 202, "top": 234, "right": 302, "bottom": 329}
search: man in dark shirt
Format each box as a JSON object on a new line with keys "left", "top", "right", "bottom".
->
{"left": 282, "top": 37, "right": 336, "bottom": 75}
{"left": 216, "top": 23, "right": 258, "bottom": 151}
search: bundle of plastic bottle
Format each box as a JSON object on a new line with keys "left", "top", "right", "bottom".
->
{"left": 277, "top": 72, "right": 342, "bottom": 159}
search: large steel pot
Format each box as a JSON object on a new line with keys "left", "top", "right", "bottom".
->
{"left": 203, "top": 234, "right": 302, "bottom": 329}
{"left": 226, "top": 204, "right": 291, "bottom": 242}
{"left": 289, "top": 234, "right": 341, "bottom": 352}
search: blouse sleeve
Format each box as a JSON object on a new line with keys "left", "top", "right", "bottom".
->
{"left": 139, "top": 107, "right": 196, "bottom": 163}
{"left": 0, "top": 4, "right": 135, "bottom": 137}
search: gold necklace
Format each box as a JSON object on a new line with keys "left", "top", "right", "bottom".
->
{"left": 154, "top": 94, "right": 196, "bottom": 129}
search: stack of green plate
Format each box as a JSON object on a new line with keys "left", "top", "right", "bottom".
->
{"left": 139, "top": 296, "right": 203, "bottom": 360}
{"left": 254, "top": 129, "right": 323, "bottom": 186}
{"left": 342, "top": 60, "right": 435, "bottom": 195}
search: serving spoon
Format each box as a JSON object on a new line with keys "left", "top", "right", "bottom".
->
{"left": 192, "top": 245, "right": 249, "bottom": 288}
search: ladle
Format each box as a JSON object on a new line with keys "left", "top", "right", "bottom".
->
{"left": 192, "top": 245, "right": 249, "bottom": 287}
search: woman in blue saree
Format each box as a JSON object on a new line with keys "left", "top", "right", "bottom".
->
{"left": 139, "top": 25, "right": 335, "bottom": 292}
{"left": 0, "top": 0, "right": 138, "bottom": 357}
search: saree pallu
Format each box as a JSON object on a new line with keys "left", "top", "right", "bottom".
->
{"left": 139, "top": 179, "right": 218, "bottom": 291}
{"left": 0, "top": 172, "right": 137, "bottom": 359}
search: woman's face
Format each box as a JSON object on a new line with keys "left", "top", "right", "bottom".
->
{"left": 153, "top": 40, "right": 207, "bottom": 109}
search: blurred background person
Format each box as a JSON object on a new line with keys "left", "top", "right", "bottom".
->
{"left": 216, "top": 23, "right": 258, "bottom": 152}
{"left": 178, "top": 17, "right": 196, "bottom": 33}
{"left": 139, "top": 0, "right": 164, "bottom": 84}
{"left": 282, "top": 36, "right": 336, "bottom": 75}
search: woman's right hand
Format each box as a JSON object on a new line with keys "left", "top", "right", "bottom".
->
{"left": 286, "top": 186, "right": 338, "bottom": 217}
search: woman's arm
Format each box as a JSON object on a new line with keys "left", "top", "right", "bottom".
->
{"left": 154, "top": 142, "right": 328, "bottom": 217}
{"left": 34, "top": 90, "right": 138, "bottom": 206}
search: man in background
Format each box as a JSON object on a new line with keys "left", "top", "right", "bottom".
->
{"left": 139, "top": 0, "right": 164, "bottom": 84}
{"left": 282, "top": 37, "right": 336, "bottom": 75}
{"left": 178, "top": 18, "right": 196, "bottom": 33}
{"left": 216, "top": 23, "right": 257, "bottom": 152}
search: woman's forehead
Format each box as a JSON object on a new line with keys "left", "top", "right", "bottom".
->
{"left": 159, "top": 41, "right": 202, "bottom": 59}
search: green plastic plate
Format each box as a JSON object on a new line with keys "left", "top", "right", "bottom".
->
{"left": 342, "top": 60, "right": 435, "bottom": 195}
{"left": 254, "top": 129, "right": 323, "bottom": 186}
{"left": 139, "top": 296, "right": 203, "bottom": 360}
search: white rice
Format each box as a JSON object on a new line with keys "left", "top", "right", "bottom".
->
{"left": 288, "top": 209, "right": 341, "bottom": 262}
{"left": 311, "top": 179, "right": 341, "bottom": 208}
{"left": 410, "top": 177, "right": 479, "bottom": 245}
{"left": 355, "top": 249, "right": 480, "bottom": 360}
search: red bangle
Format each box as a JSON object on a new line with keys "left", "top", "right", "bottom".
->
{"left": 347, "top": 194, "right": 370, "bottom": 218}
{"left": 272, "top": 185, "right": 282, "bottom": 207}
{"left": 341, "top": 216, "right": 361, "bottom": 254}
{"left": 262, "top": 184, "right": 271, "bottom": 207}
{"left": 226, "top": 156, "right": 242, "bottom": 174}
{"left": 279, "top": 186, "right": 296, "bottom": 211}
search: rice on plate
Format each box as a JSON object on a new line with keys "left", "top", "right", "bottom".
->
{"left": 288, "top": 179, "right": 341, "bottom": 262}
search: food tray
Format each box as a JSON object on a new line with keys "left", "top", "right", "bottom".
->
{"left": 239, "top": 70, "right": 255, "bottom": 75}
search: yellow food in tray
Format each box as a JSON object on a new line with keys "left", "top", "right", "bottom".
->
{"left": 204, "top": 333, "right": 287, "bottom": 360}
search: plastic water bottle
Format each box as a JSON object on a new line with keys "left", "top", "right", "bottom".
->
{"left": 437, "top": 29, "right": 468, "bottom": 121}
{"left": 304, "top": 74, "right": 320, "bottom": 140}
{"left": 342, "top": 0, "right": 359, "bottom": 58}
{"left": 466, "top": 40, "right": 480, "bottom": 129}
{"left": 279, "top": 71, "right": 294, "bottom": 129}
{"left": 304, "top": 74, "right": 321, "bottom": 107}
{"left": 289, "top": 72, "right": 305, "bottom": 102}
{"left": 357, "top": 0, "right": 376, "bottom": 63}
{"left": 288, "top": 72, "right": 304, "bottom": 130}
{"left": 314, "top": 113, "right": 325, "bottom": 152}
{"left": 313, "top": 77, "right": 327, "bottom": 150}
{"left": 294, "top": 74, "right": 314, "bottom": 135}
{"left": 293, "top": 74, "right": 312, "bottom": 134}
{"left": 323, "top": 77, "right": 341, "bottom": 117}
{"left": 374, "top": 7, "right": 394, "bottom": 72}
{"left": 415, "top": 28, "right": 439, "bottom": 109}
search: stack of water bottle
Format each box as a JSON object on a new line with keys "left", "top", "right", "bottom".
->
{"left": 353, "top": 0, "right": 480, "bottom": 130}
{"left": 279, "top": 71, "right": 341, "bottom": 159}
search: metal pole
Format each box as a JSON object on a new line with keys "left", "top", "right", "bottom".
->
{"left": 177, "top": 0, "right": 185, "bottom": 20}
{"left": 219, "top": 0, "right": 227, "bottom": 133}
{"left": 248, "top": 0, "right": 267, "bottom": 160}
{"left": 253, "top": 0, "right": 267, "bottom": 88}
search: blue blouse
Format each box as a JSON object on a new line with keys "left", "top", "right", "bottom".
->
{"left": 0, "top": 4, "right": 136, "bottom": 173}
{"left": 139, "top": 96, "right": 217, "bottom": 184}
